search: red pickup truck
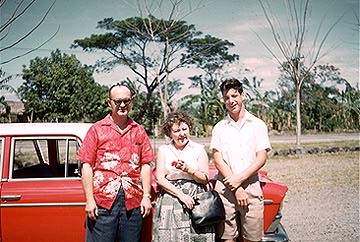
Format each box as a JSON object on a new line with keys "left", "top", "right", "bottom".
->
{"left": 0, "top": 123, "right": 288, "bottom": 242}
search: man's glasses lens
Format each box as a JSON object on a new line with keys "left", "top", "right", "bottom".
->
{"left": 112, "top": 99, "right": 131, "bottom": 106}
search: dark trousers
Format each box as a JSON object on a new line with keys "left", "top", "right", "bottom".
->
{"left": 86, "top": 186, "right": 143, "bottom": 242}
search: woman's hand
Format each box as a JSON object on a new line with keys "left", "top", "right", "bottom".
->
{"left": 178, "top": 193, "right": 195, "bottom": 210}
{"left": 176, "top": 160, "right": 189, "bottom": 172}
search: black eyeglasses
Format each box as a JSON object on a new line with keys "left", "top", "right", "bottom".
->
{"left": 111, "top": 98, "right": 132, "bottom": 106}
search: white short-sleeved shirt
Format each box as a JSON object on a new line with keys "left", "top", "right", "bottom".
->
{"left": 158, "top": 140, "right": 205, "bottom": 180}
{"left": 210, "top": 110, "right": 271, "bottom": 174}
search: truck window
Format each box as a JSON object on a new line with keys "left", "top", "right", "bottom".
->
{"left": 11, "top": 138, "right": 80, "bottom": 179}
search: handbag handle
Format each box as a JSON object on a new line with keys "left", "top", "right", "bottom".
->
{"left": 193, "top": 176, "right": 214, "bottom": 196}
{"left": 206, "top": 181, "right": 214, "bottom": 191}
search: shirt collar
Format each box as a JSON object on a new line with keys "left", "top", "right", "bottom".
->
{"left": 225, "top": 109, "right": 256, "bottom": 124}
{"left": 102, "top": 113, "right": 136, "bottom": 127}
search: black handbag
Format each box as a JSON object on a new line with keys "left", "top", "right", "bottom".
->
{"left": 189, "top": 189, "right": 225, "bottom": 226}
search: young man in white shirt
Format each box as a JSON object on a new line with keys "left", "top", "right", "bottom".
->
{"left": 210, "top": 78, "right": 271, "bottom": 242}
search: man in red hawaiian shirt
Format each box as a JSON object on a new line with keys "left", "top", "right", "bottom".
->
{"left": 77, "top": 84, "right": 155, "bottom": 242}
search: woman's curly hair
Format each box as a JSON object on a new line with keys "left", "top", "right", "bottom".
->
{"left": 161, "top": 112, "right": 193, "bottom": 138}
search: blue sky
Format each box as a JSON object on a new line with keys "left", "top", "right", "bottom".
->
{"left": 1, "top": 0, "right": 358, "bottom": 100}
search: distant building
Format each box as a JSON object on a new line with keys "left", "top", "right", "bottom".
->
{"left": 0, "top": 101, "right": 28, "bottom": 122}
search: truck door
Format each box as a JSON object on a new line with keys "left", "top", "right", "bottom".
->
{"left": 0, "top": 136, "right": 86, "bottom": 242}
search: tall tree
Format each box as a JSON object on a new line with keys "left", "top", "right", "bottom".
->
{"left": 126, "top": 0, "right": 205, "bottom": 120}
{"left": 72, "top": 16, "right": 200, "bottom": 124}
{"left": 72, "top": 0, "right": 238, "bottom": 126}
{"left": 18, "top": 50, "right": 108, "bottom": 122}
{"left": 257, "top": 0, "right": 343, "bottom": 145}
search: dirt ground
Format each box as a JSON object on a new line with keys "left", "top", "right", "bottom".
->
{"left": 263, "top": 151, "right": 359, "bottom": 242}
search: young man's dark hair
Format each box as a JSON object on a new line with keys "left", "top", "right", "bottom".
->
{"left": 220, "top": 78, "right": 243, "bottom": 94}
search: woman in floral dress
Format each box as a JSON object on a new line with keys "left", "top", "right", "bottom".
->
{"left": 153, "top": 112, "right": 215, "bottom": 242}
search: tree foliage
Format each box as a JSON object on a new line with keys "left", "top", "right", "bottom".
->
{"left": 244, "top": 63, "right": 359, "bottom": 133}
{"left": 340, "top": 81, "right": 360, "bottom": 129}
{"left": 18, "top": 50, "right": 109, "bottom": 122}
{"left": 0, "top": 69, "right": 18, "bottom": 107}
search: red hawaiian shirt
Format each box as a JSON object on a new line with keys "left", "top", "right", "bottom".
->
{"left": 77, "top": 114, "right": 155, "bottom": 210}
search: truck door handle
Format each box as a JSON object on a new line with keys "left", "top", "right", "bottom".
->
{"left": 1, "top": 195, "right": 22, "bottom": 201}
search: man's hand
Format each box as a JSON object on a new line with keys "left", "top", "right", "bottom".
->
{"left": 141, "top": 197, "right": 152, "bottom": 218}
{"left": 235, "top": 187, "right": 249, "bottom": 208}
{"left": 223, "top": 174, "right": 243, "bottom": 191}
{"left": 85, "top": 198, "right": 98, "bottom": 220}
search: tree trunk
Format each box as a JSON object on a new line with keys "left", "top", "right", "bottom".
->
{"left": 296, "top": 85, "right": 301, "bottom": 146}
{"left": 158, "top": 72, "right": 169, "bottom": 121}
{"left": 159, "top": 38, "right": 170, "bottom": 121}
{"left": 135, "top": 91, "right": 153, "bottom": 123}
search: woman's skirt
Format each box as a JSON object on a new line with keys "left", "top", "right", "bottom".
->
{"left": 152, "top": 179, "right": 215, "bottom": 242}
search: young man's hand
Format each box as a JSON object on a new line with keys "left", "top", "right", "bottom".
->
{"left": 223, "top": 174, "right": 244, "bottom": 191}
{"left": 234, "top": 187, "right": 249, "bottom": 208}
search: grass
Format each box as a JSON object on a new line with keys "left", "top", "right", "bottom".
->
{"left": 271, "top": 140, "right": 359, "bottom": 150}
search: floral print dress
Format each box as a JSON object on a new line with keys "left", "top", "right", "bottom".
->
{"left": 152, "top": 141, "right": 215, "bottom": 242}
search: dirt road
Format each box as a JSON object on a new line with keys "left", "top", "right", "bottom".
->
{"left": 263, "top": 151, "right": 359, "bottom": 242}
